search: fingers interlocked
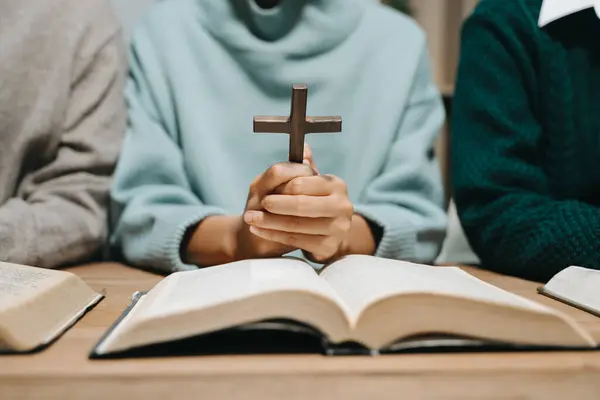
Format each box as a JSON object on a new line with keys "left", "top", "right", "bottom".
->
{"left": 244, "top": 171, "right": 354, "bottom": 263}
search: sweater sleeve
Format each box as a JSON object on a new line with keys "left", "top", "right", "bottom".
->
{"left": 353, "top": 42, "right": 447, "bottom": 263}
{"left": 0, "top": 8, "right": 125, "bottom": 268}
{"left": 110, "top": 27, "right": 226, "bottom": 274}
{"left": 452, "top": 4, "right": 600, "bottom": 281}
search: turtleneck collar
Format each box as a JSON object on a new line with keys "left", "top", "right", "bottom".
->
{"left": 197, "top": 0, "right": 365, "bottom": 57}
{"left": 241, "top": 0, "right": 304, "bottom": 41}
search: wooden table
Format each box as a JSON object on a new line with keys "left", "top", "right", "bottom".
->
{"left": 2, "top": 263, "right": 600, "bottom": 399}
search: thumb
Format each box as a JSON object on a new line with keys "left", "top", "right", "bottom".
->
{"left": 303, "top": 144, "right": 319, "bottom": 175}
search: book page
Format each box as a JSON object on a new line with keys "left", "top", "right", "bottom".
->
{"left": 320, "top": 255, "right": 552, "bottom": 324}
{"left": 544, "top": 266, "right": 600, "bottom": 315}
{"left": 0, "top": 262, "right": 64, "bottom": 310}
{"left": 0, "top": 262, "right": 100, "bottom": 352}
{"left": 137, "top": 257, "right": 346, "bottom": 320}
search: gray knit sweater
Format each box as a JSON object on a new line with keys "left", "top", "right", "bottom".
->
{"left": 0, "top": 0, "right": 125, "bottom": 267}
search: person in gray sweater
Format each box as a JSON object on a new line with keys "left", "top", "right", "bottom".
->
{"left": 0, "top": 0, "right": 126, "bottom": 267}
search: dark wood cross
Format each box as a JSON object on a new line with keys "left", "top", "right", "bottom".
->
{"left": 253, "top": 84, "right": 342, "bottom": 163}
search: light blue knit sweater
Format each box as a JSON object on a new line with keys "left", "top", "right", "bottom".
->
{"left": 110, "top": 0, "right": 447, "bottom": 273}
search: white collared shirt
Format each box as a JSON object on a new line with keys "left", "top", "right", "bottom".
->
{"left": 539, "top": 0, "right": 600, "bottom": 27}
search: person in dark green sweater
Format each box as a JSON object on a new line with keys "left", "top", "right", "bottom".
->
{"left": 452, "top": 0, "right": 600, "bottom": 282}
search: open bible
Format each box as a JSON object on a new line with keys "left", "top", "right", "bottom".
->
{"left": 0, "top": 262, "right": 103, "bottom": 354}
{"left": 92, "top": 256, "right": 596, "bottom": 357}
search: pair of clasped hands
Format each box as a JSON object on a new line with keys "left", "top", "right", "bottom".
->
{"left": 239, "top": 144, "right": 354, "bottom": 264}
{"left": 187, "top": 144, "right": 376, "bottom": 266}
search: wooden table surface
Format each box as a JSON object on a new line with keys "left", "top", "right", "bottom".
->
{"left": 2, "top": 263, "right": 600, "bottom": 399}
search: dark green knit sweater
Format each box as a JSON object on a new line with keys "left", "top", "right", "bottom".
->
{"left": 452, "top": 0, "right": 600, "bottom": 282}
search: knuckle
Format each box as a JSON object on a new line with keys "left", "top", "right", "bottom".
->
{"left": 333, "top": 217, "right": 351, "bottom": 234}
{"left": 267, "top": 165, "right": 278, "bottom": 178}
{"left": 267, "top": 164, "right": 283, "bottom": 179}
{"left": 323, "top": 174, "right": 337, "bottom": 183}
{"left": 331, "top": 195, "right": 352, "bottom": 213}
{"left": 329, "top": 176, "right": 348, "bottom": 193}
{"left": 341, "top": 200, "right": 354, "bottom": 216}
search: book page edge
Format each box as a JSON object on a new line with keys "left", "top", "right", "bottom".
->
{"left": 39, "top": 291, "right": 105, "bottom": 349}
{"left": 538, "top": 286, "right": 600, "bottom": 319}
{"left": 91, "top": 291, "right": 147, "bottom": 356}
{"left": 538, "top": 287, "right": 598, "bottom": 347}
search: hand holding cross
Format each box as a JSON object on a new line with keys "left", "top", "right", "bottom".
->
{"left": 243, "top": 84, "right": 356, "bottom": 264}
{"left": 253, "top": 84, "right": 342, "bottom": 163}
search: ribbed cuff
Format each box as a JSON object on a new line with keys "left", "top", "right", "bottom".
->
{"left": 353, "top": 204, "right": 418, "bottom": 261}
{"left": 146, "top": 206, "right": 226, "bottom": 273}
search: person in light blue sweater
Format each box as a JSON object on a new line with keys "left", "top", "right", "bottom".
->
{"left": 110, "top": 0, "right": 447, "bottom": 273}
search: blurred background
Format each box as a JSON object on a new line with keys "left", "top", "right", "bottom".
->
{"left": 384, "top": 0, "right": 480, "bottom": 204}
{"left": 398, "top": 0, "right": 480, "bottom": 203}
{"left": 385, "top": 0, "right": 478, "bottom": 95}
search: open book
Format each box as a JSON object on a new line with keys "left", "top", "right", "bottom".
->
{"left": 0, "top": 262, "right": 103, "bottom": 353}
{"left": 92, "top": 255, "right": 596, "bottom": 357}
{"left": 539, "top": 266, "right": 600, "bottom": 318}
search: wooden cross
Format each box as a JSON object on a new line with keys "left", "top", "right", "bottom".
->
{"left": 253, "top": 84, "right": 342, "bottom": 163}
